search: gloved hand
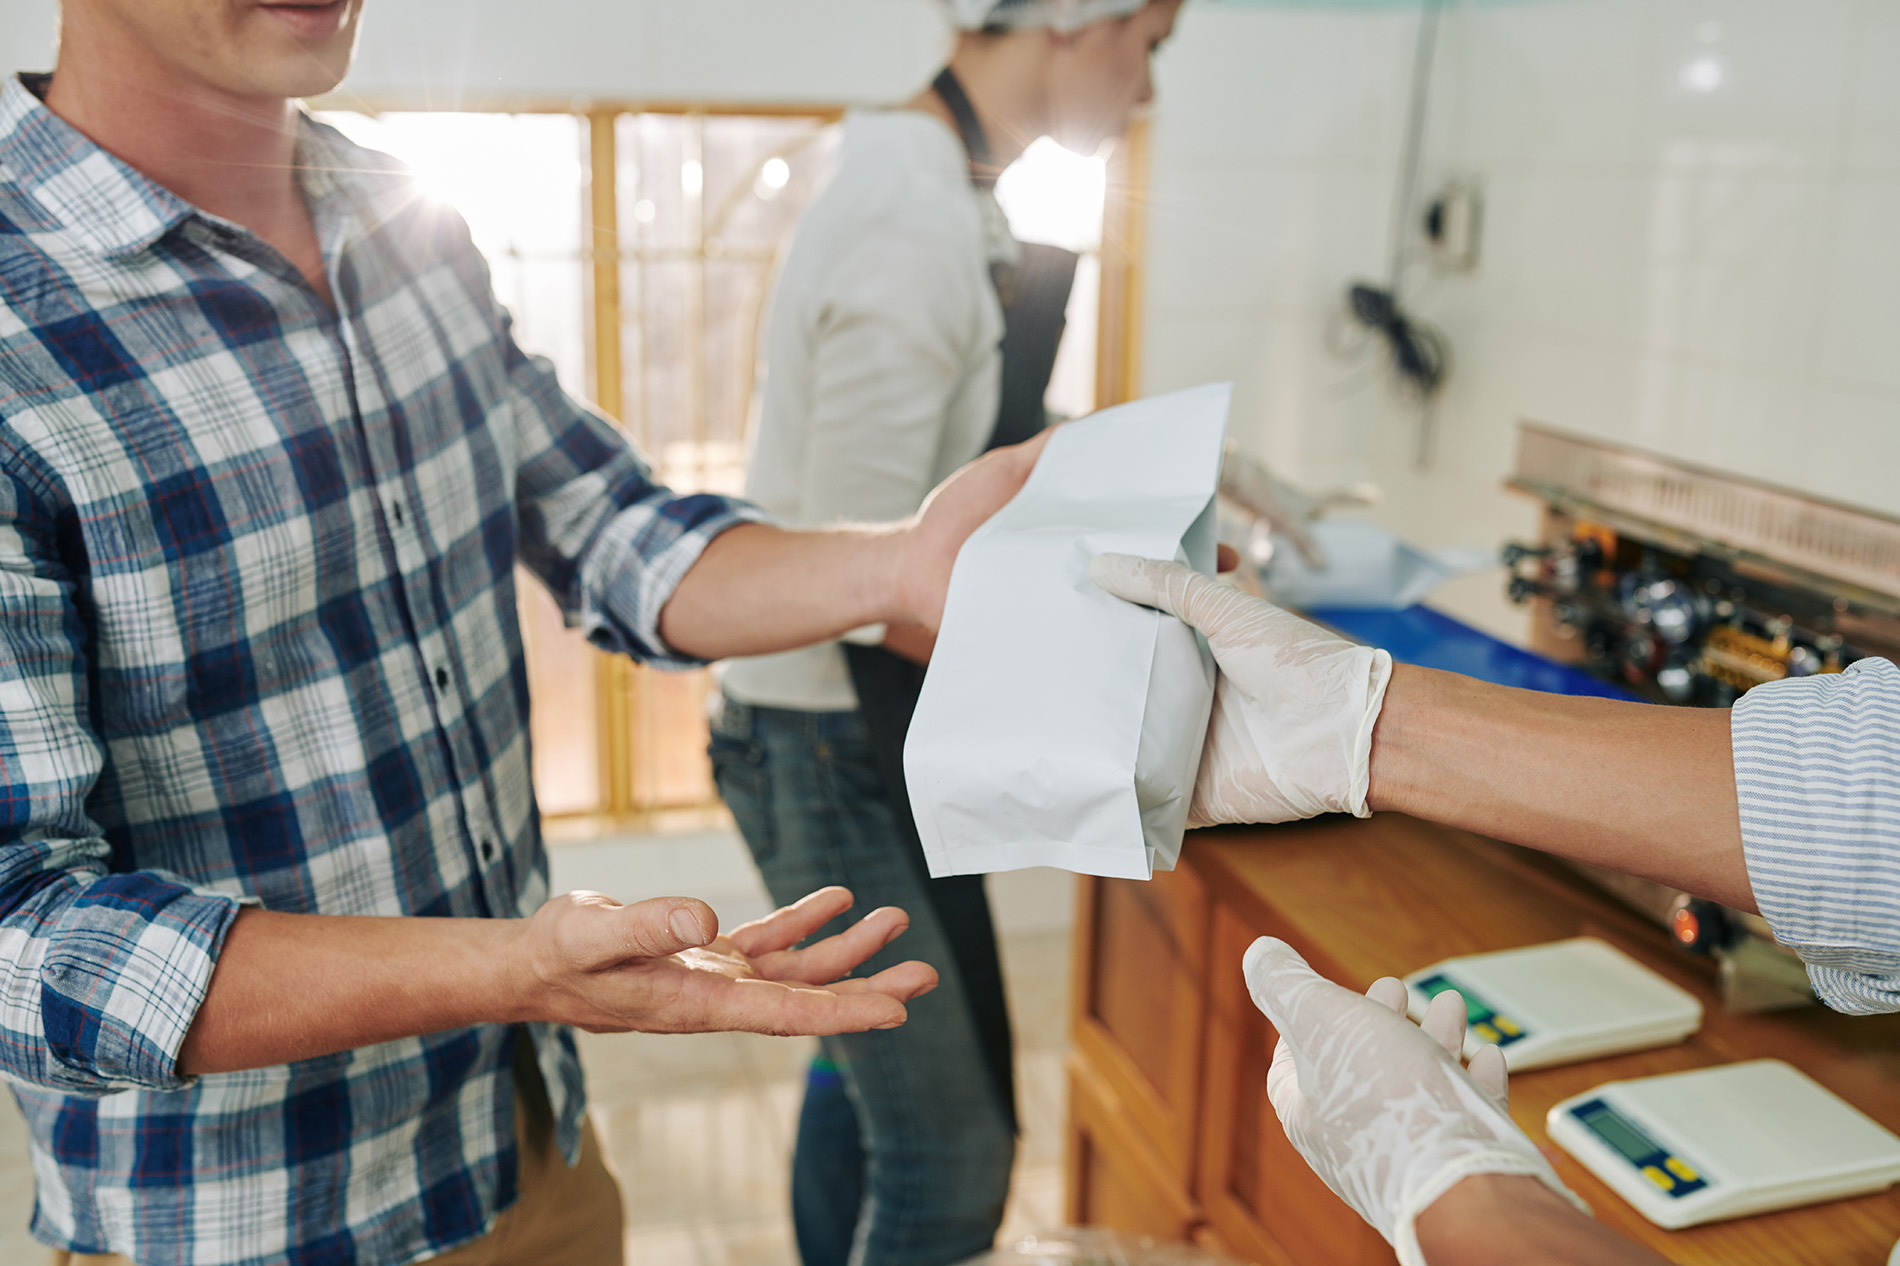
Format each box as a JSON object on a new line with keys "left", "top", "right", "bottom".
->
{"left": 1088, "top": 553, "right": 1392, "bottom": 824}
{"left": 1244, "top": 937, "right": 1587, "bottom": 1266}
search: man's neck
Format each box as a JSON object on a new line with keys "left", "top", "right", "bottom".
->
{"left": 41, "top": 24, "right": 331, "bottom": 305}
{"left": 45, "top": 58, "right": 303, "bottom": 235}
{"left": 905, "top": 33, "right": 1052, "bottom": 173}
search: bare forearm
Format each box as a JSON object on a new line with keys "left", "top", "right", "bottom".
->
{"left": 178, "top": 909, "right": 527, "bottom": 1075}
{"left": 1417, "top": 1175, "right": 1671, "bottom": 1265}
{"left": 656, "top": 435, "right": 1050, "bottom": 663}
{"left": 658, "top": 523, "right": 905, "bottom": 661}
{"left": 1368, "top": 664, "right": 1753, "bottom": 911}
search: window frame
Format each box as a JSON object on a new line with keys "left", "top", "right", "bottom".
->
{"left": 308, "top": 96, "right": 1149, "bottom": 832}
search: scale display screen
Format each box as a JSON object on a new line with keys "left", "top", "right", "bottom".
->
{"left": 1570, "top": 1098, "right": 1709, "bottom": 1198}
{"left": 1411, "top": 972, "right": 1530, "bottom": 1049}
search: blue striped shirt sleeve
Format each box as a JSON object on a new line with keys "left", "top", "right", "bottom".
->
{"left": 1732, "top": 657, "right": 1900, "bottom": 1014}
{"left": 0, "top": 466, "right": 243, "bottom": 1094}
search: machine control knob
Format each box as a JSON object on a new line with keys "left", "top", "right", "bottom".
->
{"left": 1655, "top": 649, "right": 1700, "bottom": 704}
{"left": 1668, "top": 893, "right": 1733, "bottom": 955}
{"left": 1623, "top": 576, "right": 1703, "bottom": 645}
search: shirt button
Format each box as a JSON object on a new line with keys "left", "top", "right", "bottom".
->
{"left": 435, "top": 666, "right": 451, "bottom": 691}
{"left": 479, "top": 838, "right": 496, "bottom": 863}
{"left": 390, "top": 499, "right": 405, "bottom": 526}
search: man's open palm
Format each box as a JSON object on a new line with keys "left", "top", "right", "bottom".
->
{"left": 519, "top": 885, "right": 938, "bottom": 1037}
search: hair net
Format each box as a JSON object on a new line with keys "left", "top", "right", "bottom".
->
{"left": 941, "top": 0, "right": 1148, "bottom": 33}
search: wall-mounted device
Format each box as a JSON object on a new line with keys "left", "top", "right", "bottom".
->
{"left": 1423, "top": 178, "right": 1482, "bottom": 271}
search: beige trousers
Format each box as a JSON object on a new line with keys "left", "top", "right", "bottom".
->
{"left": 51, "top": 1035, "right": 624, "bottom": 1266}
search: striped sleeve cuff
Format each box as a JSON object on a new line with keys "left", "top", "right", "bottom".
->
{"left": 1731, "top": 657, "right": 1900, "bottom": 1015}
{"left": 579, "top": 493, "right": 770, "bottom": 670}
{"left": 38, "top": 871, "right": 243, "bottom": 1091}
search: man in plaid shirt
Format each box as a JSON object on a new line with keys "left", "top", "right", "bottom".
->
{"left": 0, "top": 2, "right": 1052, "bottom": 1263}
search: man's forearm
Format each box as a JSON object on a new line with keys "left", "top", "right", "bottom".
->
{"left": 658, "top": 523, "right": 905, "bottom": 662}
{"left": 177, "top": 909, "right": 526, "bottom": 1075}
{"left": 1368, "top": 664, "right": 1754, "bottom": 911}
{"left": 654, "top": 432, "right": 1051, "bottom": 663}
{"left": 1416, "top": 1175, "right": 1671, "bottom": 1265}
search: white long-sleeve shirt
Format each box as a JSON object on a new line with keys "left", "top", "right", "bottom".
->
{"left": 1733, "top": 656, "right": 1900, "bottom": 1013}
{"left": 721, "top": 109, "right": 1014, "bottom": 711}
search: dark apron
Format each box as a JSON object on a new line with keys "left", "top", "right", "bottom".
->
{"left": 840, "top": 68, "right": 1079, "bottom": 1133}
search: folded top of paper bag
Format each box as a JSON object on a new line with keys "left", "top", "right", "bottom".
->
{"left": 904, "top": 383, "right": 1231, "bottom": 880}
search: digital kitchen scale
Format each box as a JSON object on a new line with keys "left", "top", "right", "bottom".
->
{"left": 1404, "top": 938, "right": 1701, "bottom": 1070}
{"left": 1548, "top": 1060, "right": 1900, "bottom": 1228}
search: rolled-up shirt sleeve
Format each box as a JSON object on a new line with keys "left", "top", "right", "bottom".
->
{"left": 1732, "top": 656, "right": 1900, "bottom": 1013}
{"left": 501, "top": 318, "right": 767, "bottom": 670}
{"left": 0, "top": 467, "right": 243, "bottom": 1094}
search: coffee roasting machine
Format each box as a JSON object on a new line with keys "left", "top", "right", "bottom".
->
{"left": 1503, "top": 424, "right": 1900, "bottom": 1011}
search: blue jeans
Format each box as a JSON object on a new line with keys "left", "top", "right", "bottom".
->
{"left": 709, "top": 698, "right": 1015, "bottom": 1266}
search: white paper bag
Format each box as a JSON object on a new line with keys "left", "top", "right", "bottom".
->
{"left": 904, "top": 383, "right": 1231, "bottom": 880}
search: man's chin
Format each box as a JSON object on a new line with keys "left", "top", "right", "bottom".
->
{"left": 1050, "top": 128, "right": 1116, "bottom": 159}
{"left": 235, "top": 53, "right": 354, "bottom": 102}
{"left": 231, "top": 13, "right": 359, "bottom": 100}
{"left": 1050, "top": 110, "right": 1134, "bottom": 158}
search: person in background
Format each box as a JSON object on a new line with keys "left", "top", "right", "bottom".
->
{"left": 0, "top": 1, "right": 1055, "bottom": 1263}
{"left": 712, "top": 2, "right": 1182, "bottom": 1263}
{"left": 1090, "top": 551, "right": 1900, "bottom": 1264}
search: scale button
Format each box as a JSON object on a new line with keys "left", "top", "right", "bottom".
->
{"left": 1665, "top": 1157, "right": 1700, "bottom": 1183}
{"left": 1473, "top": 1022, "right": 1500, "bottom": 1043}
{"left": 1493, "top": 1016, "right": 1522, "bottom": 1037}
{"left": 1641, "top": 1165, "right": 1676, "bottom": 1191}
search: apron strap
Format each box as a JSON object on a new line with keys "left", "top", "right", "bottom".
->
{"left": 931, "top": 67, "right": 998, "bottom": 189}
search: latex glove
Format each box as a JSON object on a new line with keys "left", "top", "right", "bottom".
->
{"left": 1089, "top": 553, "right": 1391, "bottom": 824}
{"left": 1244, "top": 937, "right": 1587, "bottom": 1266}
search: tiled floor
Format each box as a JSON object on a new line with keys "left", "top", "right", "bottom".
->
{"left": 0, "top": 831, "right": 1076, "bottom": 1265}
{"left": 0, "top": 1086, "right": 30, "bottom": 1258}
{"left": 584, "top": 925, "right": 1071, "bottom": 1266}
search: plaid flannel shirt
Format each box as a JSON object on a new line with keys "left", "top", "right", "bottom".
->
{"left": 0, "top": 74, "right": 760, "bottom": 1263}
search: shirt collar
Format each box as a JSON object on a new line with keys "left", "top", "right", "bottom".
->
{"left": 0, "top": 73, "right": 198, "bottom": 259}
{"left": 293, "top": 113, "right": 417, "bottom": 252}
{"left": 0, "top": 73, "right": 396, "bottom": 265}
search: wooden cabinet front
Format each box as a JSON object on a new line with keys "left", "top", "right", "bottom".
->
{"left": 1071, "top": 862, "right": 1210, "bottom": 1179}
{"left": 1196, "top": 902, "right": 1394, "bottom": 1266}
{"left": 1067, "top": 1055, "right": 1200, "bottom": 1242}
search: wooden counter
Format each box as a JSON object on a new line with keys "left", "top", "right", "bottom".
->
{"left": 1066, "top": 815, "right": 1900, "bottom": 1265}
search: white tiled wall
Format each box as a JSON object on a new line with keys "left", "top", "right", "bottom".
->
{"left": 1144, "top": 0, "right": 1900, "bottom": 639}
{"left": 6, "top": 0, "right": 1889, "bottom": 641}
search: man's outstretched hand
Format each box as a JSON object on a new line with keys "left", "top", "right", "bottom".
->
{"left": 893, "top": 427, "right": 1054, "bottom": 631}
{"left": 515, "top": 885, "right": 938, "bottom": 1037}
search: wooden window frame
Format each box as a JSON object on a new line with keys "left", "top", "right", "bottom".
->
{"left": 309, "top": 97, "right": 1150, "bottom": 833}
